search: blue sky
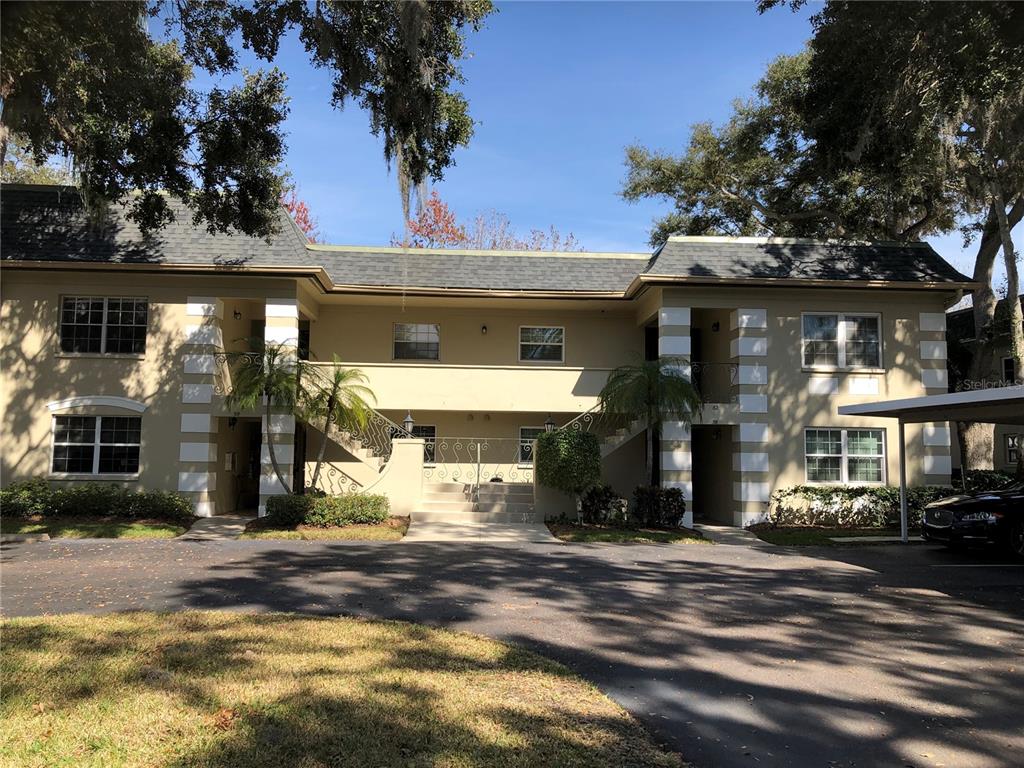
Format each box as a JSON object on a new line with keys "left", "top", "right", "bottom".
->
{"left": 195, "top": 1, "right": 1004, "bottom": 282}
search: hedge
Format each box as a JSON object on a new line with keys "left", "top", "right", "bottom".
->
{"left": 767, "top": 485, "right": 954, "bottom": 529}
{"left": 536, "top": 430, "right": 601, "bottom": 496}
{"left": 633, "top": 486, "right": 687, "bottom": 527}
{"left": 265, "top": 493, "right": 390, "bottom": 527}
{"left": 0, "top": 479, "right": 194, "bottom": 522}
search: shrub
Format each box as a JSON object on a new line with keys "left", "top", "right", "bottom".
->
{"left": 767, "top": 485, "right": 957, "bottom": 529}
{"left": 0, "top": 480, "right": 193, "bottom": 521}
{"left": 265, "top": 493, "right": 390, "bottom": 527}
{"left": 304, "top": 494, "right": 390, "bottom": 527}
{"left": 536, "top": 430, "right": 601, "bottom": 497}
{"left": 632, "top": 486, "right": 686, "bottom": 527}
{"left": 580, "top": 484, "right": 624, "bottom": 524}
{"left": 954, "top": 469, "right": 1016, "bottom": 492}
{"left": 0, "top": 478, "right": 52, "bottom": 517}
{"left": 266, "top": 494, "right": 313, "bottom": 526}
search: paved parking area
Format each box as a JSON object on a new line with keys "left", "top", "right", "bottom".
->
{"left": 2, "top": 536, "right": 1021, "bottom": 767}
{"left": 402, "top": 521, "right": 556, "bottom": 543}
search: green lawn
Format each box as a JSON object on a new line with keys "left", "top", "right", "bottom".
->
{"left": 0, "top": 516, "right": 190, "bottom": 539}
{"left": 0, "top": 612, "right": 681, "bottom": 768}
{"left": 547, "top": 522, "right": 710, "bottom": 544}
{"left": 239, "top": 516, "right": 409, "bottom": 541}
{"left": 749, "top": 525, "right": 916, "bottom": 546}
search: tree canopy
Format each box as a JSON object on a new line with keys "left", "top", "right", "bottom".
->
{"left": 0, "top": 0, "right": 493, "bottom": 236}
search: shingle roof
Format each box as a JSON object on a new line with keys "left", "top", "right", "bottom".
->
{"left": 0, "top": 184, "right": 311, "bottom": 268}
{"left": 2, "top": 185, "right": 974, "bottom": 293}
{"left": 309, "top": 246, "right": 646, "bottom": 293}
{"left": 646, "top": 237, "right": 972, "bottom": 284}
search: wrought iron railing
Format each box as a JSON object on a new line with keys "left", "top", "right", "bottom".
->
{"left": 559, "top": 405, "right": 637, "bottom": 441}
{"left": 337, "top": 408, "right": 413, "bottom": 464}
{"left": 689, "top": 361, "right": 740, "bottom": 403}
{"left": 315, "top": 463, "right": 364, "bottom": 495}
{"left": 422, "top": 438, "right": 534, "bottom": 485}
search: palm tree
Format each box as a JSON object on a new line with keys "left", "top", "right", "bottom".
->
{"left": 225, "top": 340, "right": 305, "bottom": 495}
{"left": 304, "top": 358, "right": 376, "bottom": 491}
{"left": 598, "top": 356, "right": 702, "bottom": 486}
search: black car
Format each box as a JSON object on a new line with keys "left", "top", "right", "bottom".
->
{"left": 922, "top": 481, "right": 1024, "bottom": 557}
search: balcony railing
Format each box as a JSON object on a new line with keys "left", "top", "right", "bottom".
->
{"left": 422, "top": 438, "right": 534, "bottom": 486}
{"left": 689, "top": 361, "right": 739, "bottom": 403}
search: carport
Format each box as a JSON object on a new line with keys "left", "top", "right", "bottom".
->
{"left": 838, "top": 387, "right": 1024, "bottom": 542}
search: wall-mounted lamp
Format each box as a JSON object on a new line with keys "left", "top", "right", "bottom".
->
{"left": 544, "top": 414, "right": 556, "bottom": 432}
{"left": 403, "top": 411, "right": 414, "bottom": 433}
{"left": 227, "top": 417, "right": 238, "bottom": 430}
{"left": 711, "top": 321, "right": 720, "bottom": 332}
{"left": 233, "top": 310, "right": 242, "bottom": 320}
{"left": 481, "top": 324, "right": 488, "bottom": 335}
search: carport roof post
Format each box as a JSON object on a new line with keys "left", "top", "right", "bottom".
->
{"left": 837, "top": 387, "right": 1024, "bottom": 545}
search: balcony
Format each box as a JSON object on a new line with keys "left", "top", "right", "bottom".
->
{"left": 310, "top": 362, "right": 614, "bottom": 413}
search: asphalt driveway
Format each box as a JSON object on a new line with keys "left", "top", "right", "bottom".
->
{"left": 2, "top": 535, "right": 1022, "bottom": 768}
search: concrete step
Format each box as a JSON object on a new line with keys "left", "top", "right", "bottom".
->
{"left": 424, "top": 482, "right": 474, "bottom": 493}
{"left": 422, "top": 490, "right": 533, "bottom": 503}
{"left": 420, "top": 500, "right": 535, "bottom": 514}
{"left": 411, "top": 508, "right": 546, "bottom": 524}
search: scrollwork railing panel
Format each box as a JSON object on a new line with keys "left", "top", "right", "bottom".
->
{"left": 422, "top": 438, "right": 534, "bottom": 485}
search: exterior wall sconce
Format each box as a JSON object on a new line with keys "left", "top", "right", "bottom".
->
{"left": 403, "top": 411, "right": 414, "bottom": 433}
{"left": 712, "top": 321, "right": 720, "bottom": 332}
{"left": 544, "top": 414, "right": 556, "bottom": 432}
{"left": 233, "top": 310, "right": 242, "bottom": 320}
{"left": 481, "top": 324, "right": 488, "bottom": 335}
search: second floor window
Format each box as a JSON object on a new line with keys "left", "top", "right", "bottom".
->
{"left": 60, "top": 296, "right": 148, "bottom": 354}
{"left": 802, "top": 313, "right": 880, "bottom": 369}
{"left": 393, "top": 323, "right": 440, "bottom": 360}
{"left": 1008, "top": 434, "right": 1020, "bottom": 466}
{"left": 51, "top": 415, "right": 141, "bottom": 475}
{"left": 520, "top": 326, "right": 564, "bottom": 362}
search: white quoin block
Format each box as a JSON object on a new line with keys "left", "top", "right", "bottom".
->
{"left": 734, "top": 481, "right": 771, "bottom": 503}
{"left": 733, "top": 451, "right": 769, "bottom": 473}
{"left": 261, "top": 443, "right": 295, "bottom": 465}
{"left": 737, "top": 364, "right": 768, "bottom": 385}
{"left": 662, "top": 421, "right": 692, "bottom": 440}
{"left": 262, "top": 414, "right": 296, "bottom": 434}
{"left": 658, "top": 306, "right": 691, "bottom": 327}
{"left": 919, "top": 313, "right": 947, "bottom": 333}
{"left": 739, "top": 394, "right": 768, "bottom": 413}
{"left": 193, "top": 501, "right": 216, "bottom": 517}
{"left": 920, "top": 340, "right": 948, "bottom": 360}
{"left": 730, "top": 337, "right": 768, "bottom": 357}
{"left": 738, "top": 422, "right": 771, "bottom": 443}
{"left": 265, "top": 298, "right": 299, "bottom": 318}
{"left": 265, "top": 326, "right": 299, "bottom": 346}
{"left": 661, "top": 449, "right": 693, "bottom": 471}
{"left": 921, "top": 369, "right": 949, "bottom": 390}
{"left": 923, "top": 455, "right": 952, "bottom": 476}
{"left": 259, "top": 474, "right": 288, "bottom": 495}
{"left": 847, "top": 377, "right": 880, "bottom": 395}
{"left": 183, "top": 354, "right": 216, "bottom": 375}
{"left": 923, "top": 424, "right": 951, "bottom": 447}
{"left": 731, "top": 308, "right": 768, "bottom": 330}
{"left": 658, "top": 335, "right": 691, "bottom": 356}
{"left": 808, "top": 377, "right": 838, "bottom": 395}
{"left": 181, "top": 383, "right": 214, "bottom": 404}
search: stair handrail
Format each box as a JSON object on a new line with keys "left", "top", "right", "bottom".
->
{"left": 558, "top": 404, "right": 639, "bottom": 441}
{"left": 342, "top": 407, "right": 414, "bottom": 465}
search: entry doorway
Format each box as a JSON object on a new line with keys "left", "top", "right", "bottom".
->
{"left": 690, "top": 424, "right": 734, "bottom": 524}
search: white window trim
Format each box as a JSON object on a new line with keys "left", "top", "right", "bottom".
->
{"left": 518, "top": 426, "right": 545, "bottom": 466}
{"left": 392, "top": 322, "right": 441, "bottom": 362}
{"left": 518, "top": 325, "right": 565, "bottom": 364}
{"left": 59, "top": 296, "right": 149, "bottom": 356}
{"left": 803, "top": 427, "right": 887, "bottom": 486}
{"left": 49, "top": 414, "right": 142, "bottom": 479}
{"left": 801, "top": 312, "right": 883, "bottom": 371}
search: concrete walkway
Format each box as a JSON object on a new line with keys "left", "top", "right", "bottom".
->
{"left": 180, "top": 515, "right": 254, "bottom": 541}
{"left": 403, "top": 521, "right": 558, "bottom": 544}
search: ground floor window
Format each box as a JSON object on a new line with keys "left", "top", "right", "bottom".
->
{"left": 1008, "top": 434, "right": 1020, "bottom": 465}
{"left": 519, "top": 427, "right": 545, "bottom": 464}
{"left": 804, "top": 427, "right": 885, "bottom": 484}
{"left": 411, "top": 425, "right": 436, "bottom": 464}
{"left": 52, "top": 415, "right": 141, "bottom": 475}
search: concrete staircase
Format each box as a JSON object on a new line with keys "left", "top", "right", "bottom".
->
{"left": 412, "top": 482, "right": 541, "bottom": 523}
{"left": 599, "top": 419, "right": 646, "bottom": 457}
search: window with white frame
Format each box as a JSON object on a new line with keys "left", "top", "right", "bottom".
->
{"left": 411, "top": 425, "right": 436, "bottom": 464}
{"left": 393, "top": 323, "right": 440, "bottom": 360}
{"left": 801, "top": 313, "right": 881, "bottom": 369}
{"left": 1008, "top": 434, "right": 1021, "bottom": 465}
{"left": 519, "top": 326, "right": 564, "bottom": 362}
{"left": 804, "top": 427, "right": 885, "bottom": 484}
{"left": 51, "top": 415, "right": 141, "bottom": 475}
{"left": 60, "top": 296, "right": 148, "bottom": 354}
{"left": 518, "top": 427, "right": 545, "bottom": 464}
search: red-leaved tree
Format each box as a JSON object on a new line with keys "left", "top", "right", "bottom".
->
{"left": 392, "top": 190, "right": 583, "bottom": 250}
{"left": 281, "top": 189, "right": 322, "bottom": 243}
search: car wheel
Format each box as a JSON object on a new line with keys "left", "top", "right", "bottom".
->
{"left": 1009, "top": 520, "right": 1024, "bottom": 559}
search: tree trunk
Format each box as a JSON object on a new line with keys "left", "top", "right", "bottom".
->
{"left": 309, "top": 392, "right": 337, "bottom": 491}
{"left": 646, "top": 428, "right": 655, "bottom": 488}
{"left": 960, "top": 198, "right": 1024, "bottom": 469}
{"left": 990, "top": 183, "right": 1023, "bottom": 374}
{"left": 264, "top": 399, "right": 292, "bottom": 495}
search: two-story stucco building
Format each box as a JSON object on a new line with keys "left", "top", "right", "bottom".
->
{"left": 0, "top": 184, "right": 976, "bottom": 527}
